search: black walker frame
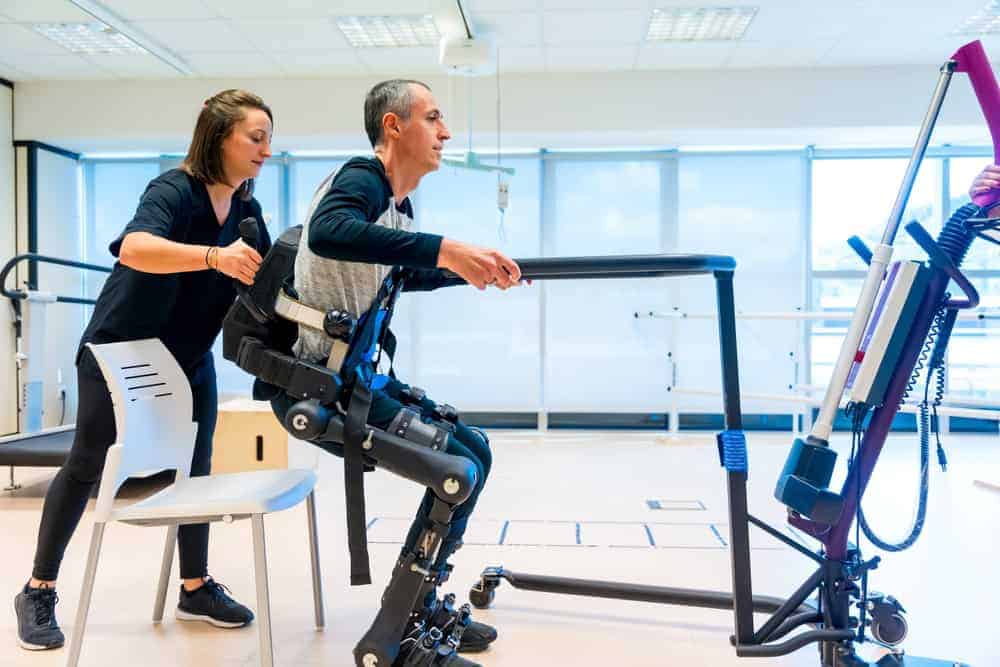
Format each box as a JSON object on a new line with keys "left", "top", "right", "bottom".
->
{"left": 470, "top": 255, "right": 967, "bottom": 667}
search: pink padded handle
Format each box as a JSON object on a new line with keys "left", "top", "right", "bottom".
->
{"left": 952, "top": 40, "right": 1000, "bottom": 209}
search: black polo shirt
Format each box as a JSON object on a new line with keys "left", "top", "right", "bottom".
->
{"left": 78, "top": 169, "right": 272, "bottom": 382}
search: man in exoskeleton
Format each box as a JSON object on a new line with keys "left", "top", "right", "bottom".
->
{"left": 272, "top": 79, "right": 522, "bottom": 666}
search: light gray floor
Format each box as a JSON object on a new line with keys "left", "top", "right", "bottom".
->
{"left": 2, "top": 430, "right": 998, "bottom": 666}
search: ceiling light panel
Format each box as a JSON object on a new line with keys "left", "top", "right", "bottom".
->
{"left": 32, "top": 22, "right": 146, "bottom": 54}
{"left": 336, "top": 15, "right": 439, "bottom": 48}
{"left": 646, "top": 6, "right": 758, "bottom": 42}
{"left": 955, "top": 1, "right": 1000, "bottom": 34}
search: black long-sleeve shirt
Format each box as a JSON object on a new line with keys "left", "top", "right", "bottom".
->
{"left": 293, "top": 156, "right": 460, "bottom": 362}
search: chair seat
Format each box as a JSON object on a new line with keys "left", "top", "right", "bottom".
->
{"left": 110, "top": 468, "right": 317, "bottom": 524}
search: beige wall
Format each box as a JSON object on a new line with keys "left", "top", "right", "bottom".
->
{"left": 11, "top": 66, "right": 991, "bottom": 154}
{"left": 0, "top": 84, "right": 14, "bottom": 435}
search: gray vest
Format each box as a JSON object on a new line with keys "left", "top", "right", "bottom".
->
{"left": 292, "top": 166, "right": 413, "bottom": 364}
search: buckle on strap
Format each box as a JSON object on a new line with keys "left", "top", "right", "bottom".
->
{"left": 274, "top": 289, "right": 356, "bottom": 373}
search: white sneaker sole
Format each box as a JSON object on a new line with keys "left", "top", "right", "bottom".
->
{"left": 175, "top": 608, "right": 248, "bottom": 629}
{"left": 17, "top": 635, "right": 63, "bottom": 651}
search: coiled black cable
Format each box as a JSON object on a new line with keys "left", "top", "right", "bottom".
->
{"left": 854, "top": 203, "right": 977, "bottom": 552}
{"left": 931, "top": 352, "right": 948, "bottom": 472}
{"left": 856, "top": 309, "right": 941, "bottom": 552}
{"left": 938, "top": 203, "right": 978, "bottom": 264}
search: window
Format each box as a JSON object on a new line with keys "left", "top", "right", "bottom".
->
{"left": 678, "top": 153, "right": 806, "bottom": 411}
{"left": 76, "top": 147, "right": 999, "bottom": 412}
{"left": 253, "top": 162, "right": 283, "bottom": 232}
{"left": 290, "top": 158, "right": 346, "bottom": 228}
{"left": 811, "top": 157, "right": 942, "bottom": 387}
{"left": 85, "top": 160, "right": 159, "bottom": 269}
{"left": 543, "top": 157, "right": 666, "bottom": 411}
{"left": 407, "top": 158, "right": 542, "bottom": 409}
{"left": 812, "top": 158, "right": 942, "bottom": 271}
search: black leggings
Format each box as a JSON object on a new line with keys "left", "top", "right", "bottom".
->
{"left": 31, "top": 354, "right": 218, "bottom": 582}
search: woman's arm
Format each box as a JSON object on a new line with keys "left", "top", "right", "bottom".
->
{"left": 119, "top": 231, "right": 262, "bottom": 285}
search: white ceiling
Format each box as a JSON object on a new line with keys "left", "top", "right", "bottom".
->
{"left": 0, "top": 0, "right": 999, "bottom": 81}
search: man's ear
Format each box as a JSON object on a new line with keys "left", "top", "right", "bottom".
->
{"left": 383, "top": 112, "right": 401, "bottom": 139}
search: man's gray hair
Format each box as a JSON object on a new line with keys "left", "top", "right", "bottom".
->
{"left": 364, "top": 79, "right": 431, "bottom": 148}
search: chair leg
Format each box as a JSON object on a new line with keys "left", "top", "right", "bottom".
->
{"left": 153, "top": 525, "right": 177, "bottom": 623}
{"left": 65, "top": 522, "right": 106, "bottom": 667}
{"left": 251, "top": 514, "right": 274, "bottom": 667}
{"left": 305, "top": 490, "right": 325, "bottom": 629}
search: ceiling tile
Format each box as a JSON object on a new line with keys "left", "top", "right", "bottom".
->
{"left": 333, "top": 0, "right": 435, "bottom": 13}
{"left": 635, "top": 42, "right": 733, "bottom": 70}
{"left": 476, "top": 12, "right": 541, "bottom": 46}
{"left": 0, "top": 52, "right": 114, "bottom": 79}
{"left": 272, "top": 50, "right": 366, "bottom": 76}
{"left": 355, "top": 46, "right": 440, "bottom": 74}
{"left": 204, "top": 0, "right": 434, "bottom": 19}
{"left": 0, "top": 24, "right": 73, "bottom": 55}
{"left": 182, "top": 50, "right": 283, "bottom": 77}
{"left": 0, "top": 0, "right": 91, "bottom": 22}
{"left": 726, "top": 38, "right": 839, "bottom": 69}
{"left": 201, "top": 0, "right": 338, "bottom": 20}
{"left": 820, "top": 36, "right": 966, "bottom": 68}
{"left": 742, "top": 3, "right": 862, "bottom": 42}
{"left": 465, "top": 0, "right": 540, "bottom": 11}
{"left": 545, "top": 45, "right": 636, "bottom": 72}
{"left": 98, "top": 0, "right": 221, "bottom": 21}
{"left": 496, "top": 45, "right": 544, "bottom": 72}
{"left": 542, "top": 0, "right": 648, "bottom": 9}
{"left": 234, "top": 19, "right": 349, "bottom": 52}
{"left": 135, "top": 19, "right": 253, "bottom": 53}
{"left": 542, "top": 10, "right": 646, "bottom": 45}
{"left": 0, "top": 57, "right": 29, "bottom": 81}
{"left": 84, "top": 53, "right": 183, "bottom": 78}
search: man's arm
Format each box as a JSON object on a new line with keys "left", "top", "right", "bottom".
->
{"left": 309, "top": 164, "right": 522, "bottom": 289}
{"left": 308, "top": 167, "right": 442, "bottom": 267}
{"left": 401, "top": 267, "right": 466, "bottom": 292}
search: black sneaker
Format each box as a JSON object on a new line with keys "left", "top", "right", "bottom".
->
{"left": 175, "top": 578, "right": 254, "bottom": 628}
{"left": 14, "top": 583, "right": 65, "bottom": 650}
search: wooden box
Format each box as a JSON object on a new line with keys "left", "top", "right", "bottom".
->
{"left": 211, "top": 399, "right": 288, "bottom": 473}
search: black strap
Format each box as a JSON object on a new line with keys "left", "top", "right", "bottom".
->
{"left": 383, "top": 328, "right": 397, "bottom": 379}
{"left": 343, "top": 377, "right": 373, "bottom": 586}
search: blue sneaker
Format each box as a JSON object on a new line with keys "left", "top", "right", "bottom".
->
{"left": 14, "top": 583, "right": 65, "bottom": 650}
{"left": 175, "top": 578, "right": 254, "bottom": 628}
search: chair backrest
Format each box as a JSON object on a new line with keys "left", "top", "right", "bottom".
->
{"left": 86, "top": 339, "right": 198, "bottom": 521}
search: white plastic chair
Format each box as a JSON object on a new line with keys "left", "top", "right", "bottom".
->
{"left": 66, "top": 339, "right": 324, "bottom": 667}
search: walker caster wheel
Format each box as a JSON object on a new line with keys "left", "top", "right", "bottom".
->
{"left": 868, "top": 592, "right": 907, "bottom": 646}
{"left": 469, "top": 584, "right": 495, "bottom": 609}
{"left": 469, "top": 566, "right": 503, "bottom": 609}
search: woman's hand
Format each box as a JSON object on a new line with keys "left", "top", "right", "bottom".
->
{"left": 214, "top": 239, "right": 262, "bottom": 285}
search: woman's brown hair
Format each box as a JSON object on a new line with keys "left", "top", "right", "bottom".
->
{"left": 181, "top": 89, "right": 273, "bottom": 201}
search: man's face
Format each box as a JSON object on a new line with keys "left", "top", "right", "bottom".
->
{"left": 393, "top": 84, "right": 451, "bottom": 174}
